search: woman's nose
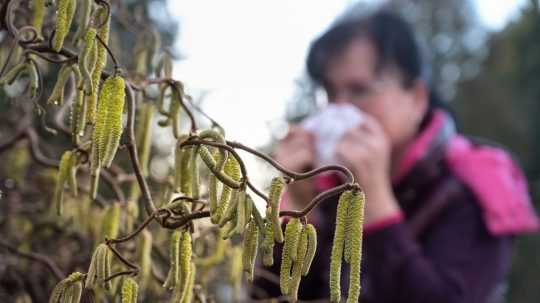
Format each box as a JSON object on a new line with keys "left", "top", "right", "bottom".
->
{"left": 332, "top": 92, "right": 350, "bottom": 104}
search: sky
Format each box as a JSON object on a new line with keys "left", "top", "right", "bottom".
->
{"left": 167, "top": 0, "right": 528, "bottom": 149}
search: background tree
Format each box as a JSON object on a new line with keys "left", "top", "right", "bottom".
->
{"left": 454, "top": 2, "right": 540, "bottom": 302}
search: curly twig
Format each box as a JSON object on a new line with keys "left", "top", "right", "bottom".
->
{"left": 125, "top": 84, "right": 157, "bottom": 215}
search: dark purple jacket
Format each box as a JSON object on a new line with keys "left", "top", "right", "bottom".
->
{"left": 252, "top": 110, "right": 539, "bottom": 302}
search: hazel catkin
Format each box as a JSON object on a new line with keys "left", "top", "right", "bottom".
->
{"left": 269, "top": 177, "right": 285, "bottom": 243}
{"left": 242, "top": 220, "right": 259, "bottom": 282}
{"left": 121, "top": 277, "right": 138, "bottom": 303}
{"left": 92, "top": 75, "right": 126, "bottom": 169}
{"left": 329, "top": 190, "right": 352, "bottom": 303}
{"left": 280, "top": 218, "right": 302, "bottom": 295}
{"left": 345, "top": 190, "right": 365, "bottom": 303}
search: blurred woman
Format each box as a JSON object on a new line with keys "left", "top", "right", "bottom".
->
{"left": 254, "top": 10, "right": 539, "bottom": 303}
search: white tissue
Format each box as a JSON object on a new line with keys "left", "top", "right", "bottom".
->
{"left": 301, "top": 103, "right": 364, "bottom": 166}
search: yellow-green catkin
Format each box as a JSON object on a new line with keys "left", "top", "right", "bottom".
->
{"left": 157, "top": 52, "right": 173, "bottom": 78}
{"left": 69, "top": 65, "right": 86, "bottom": 142}
{"left": 280, "top": 218, "right": 302, "bottom": 295}
{"left": 136, "top": 102, "right": 154, "bottom": 175}
{"left": 219, "top": 189, "right": 242, "bottom": 228}
{"left": 289, "top": 225, "right": 309, "bottom": 302}
{"left": 121, "top": 277, "right": 138, "bottom": 303}
{"left": 70, "top": 281, "right": 83, "bottom": 303}
{"left": 163, "top": 230, "right": 181, "bottom": 290}
{"left": 329, "top": 190, "right": 352, "bottom": 303}
{"left": 32, "top": 0, "right": 46, "bottom": 37}
{"left": 242, "top": 220, "right": 259, "bottom": 282}
{"left": 180, "top": 263, "right": 196, "bottom": 303}
{"left": 214, "top": 156, "right": 241, "bottom": 223}
{"left": 92, "top": 75, "right": 125, "bottom": 168}
{"left": 101, "top": 203, "right": 120, "bottom": 241}
{"left": 99, "top": 245, "right": 112, "bottom": 290}
{"left": 47, "top": 64, "right": 73, "bottom": 105}
{"left": 137, "top": 229, "right": 152, "bottom": 290}
{"left": 302, "top": 224, "right": 317, "bottom": 276}
{"left": 67, "top": 150, "right": 78, "bottom": 197}
{"left": 85, "top": 243, "right": 109, "bottom": 289}
{"left": 53, "top": 0, "right": 76, "bottom": 52}
{"left": 73, "top": 0, "right": 93, "bottom": 43}
{"left": 180, "top": 146, "right": 194, "bottom": 196}
{"left": 54, "top": 150, "right": 73, "bottom": 216}
{"left": 269, "top": 177, "right": 285, "bottom": 243}
{"left": 125, "top": 200, "right": 139, "bottom": 234}
{"left": 48, "top": 272, "right": 84, "bottom": 303}
{"left": 261, "top": 209, "right": 276, "bottom": 266}
{"left": 170, "top": 83, "right": 183, "bottom": 138}
{"left": 173, "top": 135, "right": 188, "bottom": 194}
{"left": 86, "top": 6, "right": 110, "bottom": 125}
{"left": 234, "top": 190, "right": 247, "bottom": 234}
{"left": 78, "top": 27, "right": 97, "bottom": 95}
{"left": 208, "top": 150, "right": 220, "bottom": 219}
{"left": 171, "top": 231, "right": 193, "bottom": 302}
{"left": 229, "top": 246, "right": 243, "bottom": 300}
{"left": 189, "top": 144, "right": 200, "bottom": 199}
{"left": 346, "top": 191, "right": 365, "bottom": 303}
{"left": 27, "top": 60, "right": 39, "bottom": 98}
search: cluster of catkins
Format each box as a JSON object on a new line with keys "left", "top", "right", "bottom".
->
{"left": 6, "top": 0, "right": 367, "bottom": 302}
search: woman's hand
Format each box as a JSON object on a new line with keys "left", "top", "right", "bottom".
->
{"left": 335, "top": 115, "right": 401, "bottom": 223}
{"left": 272, "top": 125, "right": 317, "bottom": 209}
{"left": 273, "top": 125, "right": 316, "bottom": 173}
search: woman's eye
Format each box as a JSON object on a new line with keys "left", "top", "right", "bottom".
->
{"left": 348, "top": 84, "right": 369, "bottom": 98}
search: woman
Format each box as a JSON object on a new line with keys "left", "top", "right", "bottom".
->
{"left": 253, "top": 10, "right": 539, "bottom": 303}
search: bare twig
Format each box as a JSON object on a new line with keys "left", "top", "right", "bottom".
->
{"left": 125, "top": 84, "right": 157, "bottom": 216}
{"left": 0, "top": 239, "right": 64, "bottom": 280}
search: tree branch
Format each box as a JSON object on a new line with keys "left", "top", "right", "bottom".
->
{"left": 0, "top": 239, "right": 64, "bottom": 281}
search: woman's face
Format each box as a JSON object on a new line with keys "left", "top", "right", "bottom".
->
{"left": 324, "top": 38, "right": 428, "bottom": 155}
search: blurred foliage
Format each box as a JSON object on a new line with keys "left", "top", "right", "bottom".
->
{"left": 0, "top": 0, "right": 179, "bottom": 301}
{"left": 454, "top": 1, "right": 540, "bottom": 302}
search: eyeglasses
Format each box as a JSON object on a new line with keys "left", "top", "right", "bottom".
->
{"left": 325, "top": 77, "right": 397, "bottom": 105}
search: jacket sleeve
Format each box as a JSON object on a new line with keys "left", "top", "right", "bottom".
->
{"left": 361, "top": 188, "right": 513, "bottom": 303}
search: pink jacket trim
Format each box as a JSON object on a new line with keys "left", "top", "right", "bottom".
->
{"left": 392, "top": 110, "right": 447, "bottom": 184}
{"left": 446, "top": 135, "right": 540, "bottom": 235}
{"left": 364, "top": 212, "right": 404, "bottom": 235}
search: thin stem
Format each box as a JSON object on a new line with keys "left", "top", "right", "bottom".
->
{"left": 279, "top": 183, "right": 358, "bottom": 218}
{"left": 95, "top": 34, "right": 119, "bottom": 70}
{"left": 107, "top": 211, "right": 158, "bottom": 244}
{"left": 180, "top": 139, "right": 247, "bottom": 189}
{"left": 163, "top": 210, "right": 210, "bottom": 229}
{"left": 100, "top": 169, "right": 126, "bottom": 203}
{"left": 106, "top": 242, "right": 139, "bottom": 271}
{"left": 125, "top": 84, "right": 157, "bottom": 215}
{"left": 0, "top": 239, "right": 64, "bottom": 281}
{"left": 226, "top": 140, "right": 354, "bottom": 183}
{"left": 171, "top": 82, "right": 197, "bottom": 133}
{"left": 247, "top": 180, "right": 269, "bottom": 203}
{"left": 26, "top": 128, "right": 59, "bottom": 168}
{"left": 104, "top": 270, "right": 137, "bottom": 282}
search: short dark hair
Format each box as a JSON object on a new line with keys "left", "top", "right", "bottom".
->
{"left": 306, "top": 9, "right": 453, "bottom": 125}
{"left": 306, "top": 10, "right": 421, "bottom": 89}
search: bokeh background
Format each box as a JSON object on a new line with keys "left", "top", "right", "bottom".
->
{"left": 168, "top": 2, "right": 540, "bottom": 300}
{"left": 1, "top": 0, "right": 539, "bottom": 302}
